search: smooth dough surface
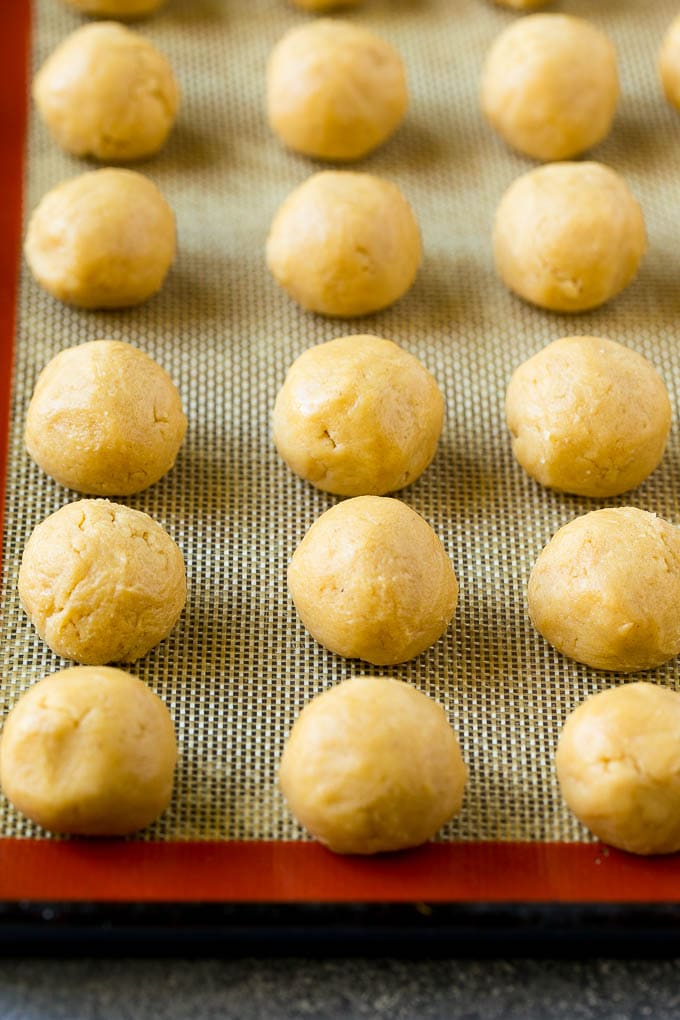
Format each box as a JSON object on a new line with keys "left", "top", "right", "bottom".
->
{"left": 0, "top": 666, "right": 176, "bottom": 836}
{"left": 267, "top": 20, "right": 407, "bottom": 161}
{"left": 481, "top": 15, "right": 618, "bottom": 161}
{"left": 18, "top": 499, "right": 186, "bottom": 665}
{"left": 279, "top": 676, "right": 467, "bottom": 854}
{"left": 505, "top": 336, "right": 671, "bottom": 497}
{"left": 61, "top": 0, "right": 167, "bottom": 16}
{"left": 273, "top": 335, "right": 443, "bottom": 496}
{"left": 659, "top": 15, "right": 680, "bottom": 111}
{"left": 25, "top": 168, "right": 176, "bottom": 309}
{"left": 34, "top": 22, "right": 179, "bottom": 162}
{"left": 25, "top": 340, "right": 187, "bottom": 496}
{"left": 528, "top": 508, "right": 680, "bottom": 673}
{"left": 493, "top": 162, "right": 646, "bottom": 312}
{"left": 288, "top": 496, "right": 458, "bottom": 665}
{"left": 556, "top": 682, "right": 680, "bottom": 855}
{"left": 266, "top": 171, "right": 421, "bottom": 317}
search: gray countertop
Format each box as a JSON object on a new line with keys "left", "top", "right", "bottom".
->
{"left": 1, "top": 957, "right": 680, "bottom": 1019}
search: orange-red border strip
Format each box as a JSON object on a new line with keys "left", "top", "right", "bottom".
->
{"left": 1, "top": 840, "right": 679, "bottom": 904}
{"left": 0, "top": 3, "right": 30, "bottom": 544}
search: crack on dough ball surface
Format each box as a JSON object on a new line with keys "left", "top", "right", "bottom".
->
{"left": 481, "top": 15, "right": 618, "bottom": 161}
{"left": 0, "top": 666, "right": 177, "bottom": 836}
{"left": 493, "top": 162, "right": 646, "bottom": 312}
{"left": 266, "top": 171, "right": 421, "bottom": 317}
{"left": 528, "top": 508, "right": 680, "bottom": 673}
{"left": 492, "top": 0, "right": 549, "bottom": 8}
{"left": 659, "top": 15, "right": 680, "bottom": 111}
{"left": 279, "top": 675, "right": 467, "bottom": 854}
{"left": 25, "top": 168, "right": 176, "bottom": 309}
{"left": 290, "top": 0, "right": 360, "bottom": 9}
{"left": 505, "top": 336, "right": 671, "bottom": 498}
{"left": 34, "top": 22, "right": 179, "bottom": 162}
{"left": 267, "top": 20, "right": 407, "bottom": 162}
{"left": 556, "top": 682, "right": 680, "bottom": 855}
{"left": 25, "top": 340, "right": 187, "bottom": 496}
{"left": 18, "top": 499, "right": 186, "bottom": 665}
{"left": 273, "top": 334, "right": 443, "bottom": 496}
{"left": 61, "top": 0, "right": 167, "bottom": 17}
{"left": 288, "top": 496, "right": 458, "bottom": 665}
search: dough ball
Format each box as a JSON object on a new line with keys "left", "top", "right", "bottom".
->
{"left": 279, "top": 675, "right": 467, "bottom": 854}
{"left": 556, "top": 682, "right": 680, "bottom": 855}
{"left": 266, "top": 171, "right": 421, "bottom": 317}
{"left": 0, "top": 666, "right": 176, "bottom": 836}
{"left": 659, "top": 15, "right": 680, "bottom": 111}
{"left": 481, "top": 15, "right": 618, "bottom": 161}
{"left": 34, "top": 22, "right": 179, "bottom": 162}
{"left": 18, "top": 499, "right": 186, "bottom": 665}
{"left": 528, "top": 508, "right": 680, "bottom": 673}
{"left": 290, "top": 0, "right": 360, "bottom": 9}
{"left": 493, "top": 162, "right": 646, "bottom": 312}
{"left": 267, "top": 20, "right": 407, "bottom": 162}
{"left": 60, "top": 0, "right": 167, "bottom": 17}
{"left": 288, "top": 496, "right": 458, "bottom": 665}
{"left": 273, "top": 335, "right": 444, "bottom": 496}
{"left": 25, "top": 340, "right": 187, "bottom": 496}
{"left": 25, "top": 168, "right": 176, "bottom": 309}
{"left": 506, "top": 337, "right": 671, "bottom": 498}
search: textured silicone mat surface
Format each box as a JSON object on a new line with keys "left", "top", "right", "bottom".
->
{"left": 2, "top": 0, "right": 680, "bottom": 842}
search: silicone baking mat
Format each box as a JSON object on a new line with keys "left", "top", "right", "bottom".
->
{"left": 2, "top": 0, "right": 680, "bottom": 918}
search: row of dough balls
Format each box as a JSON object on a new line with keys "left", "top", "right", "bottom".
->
{"left": 4, "top": 659, "right": 680, "bottom": 859}
{"left": 55, "top": 0, "right": 551, "bottom": 17}
{"left": 22, "top": 160, "right": 647, "bottom": 316}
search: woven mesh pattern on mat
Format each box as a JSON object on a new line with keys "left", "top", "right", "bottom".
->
{"left": 2, "top": 0, "right": 680, "bottom": 842}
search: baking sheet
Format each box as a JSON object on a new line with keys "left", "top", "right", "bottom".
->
{"left": 2, "top": 0, "right": 680, "bottom": 917}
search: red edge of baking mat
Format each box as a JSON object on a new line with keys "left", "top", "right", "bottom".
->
{"left": 1, "top": 840, "right": 679, "bottom": 904}
{"left": 2, "top": 7, "right": 679, "bottom": 913}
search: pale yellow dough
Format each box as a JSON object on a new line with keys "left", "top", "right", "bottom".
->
{"left": 273, "top": 335, "right": 443, "bottom": 496}
{"left": 266, "top": 172, "right": 421, "bottom": 317}
{"left": 290, "top": 0, "right": 360, "bottom": 9}
{"left": 34, "top": 22, "right": 179, "bottom": 162}
{"left": 61, "top": 0, "right": 167, "bottom": 17}
{"left": 19, "top": 499, "right": 186, "bottom": 665}
{"left": 481, "top": 15, "right": 618, "bottom": 161}
{"left": 288, "top": 496, "right": 458, "bottom": 665}
{"left": 528, "top": 508, "right": 680, "bottom": 673}
{"left": 505, "top": 337, "right": 671, "bottom": 498}
{"left": 267, "top": 20, "right": 407, "bottom": 162}
{"left": 25, "top": 340, "right": 187, "bottom": 496}
{"left": 556, "top": 682, "right": 680, "bottom": 855}
{"left": 279, "top": 676, "right": 467, "bottom": 854}
{"left": 659, "top": 16, "right": 680, "bottom": 111}
{"left": 25, "top": 168, "right": 176, "bottom": 309}
{"left": 493, "top": 162, "right": 646, "bottom": 312}
{"left": 0, "top": 666, "right": 176, "bottom": 836}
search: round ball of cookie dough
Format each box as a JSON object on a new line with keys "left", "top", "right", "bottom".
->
{"left": 288, "top": 496, "right": 458, "bottom": 665}
{"left": 273, "top": 335, "right": 443, "bottom": 496}
{"left": 18, "top": 499, "right": 186, "bottom": 664}
{"left": 659, "top": 16, "right": 680, "bottom": 111}
{"left": 506, "top": 337, "right": 671, "bottom": 498}
{"left": 279, "top": 676, "right": 467, "bottom": 855}
{"left": 493, "top": 162, "right": 646, "bottom": 312}
{"left": 267, "top": 20, "right": 407, "bottom": 162}
{"left": 481, "top": 15, "right": 618, "bottom": 161}
{"left": 0, "top": 666, "right": 176, "bottom": 836}
{"left": 266, "top": 172, "right": 421, "bottom": 317}
{"left": 25, "top": 341, "right": 187, "bottom": 496}
{"left": 556, "top": 682, "right": 680, "bottom": 855}
{"left": 528, "top": 508, "right": 680, "bottom": 673}
{"left": 34, "top": 22, "right": 179, "bottom": 162}
{"left": 25, "top": 168, "right": 176, "bottom": 309}
{"left": 60, "top": 0, "right": 167, "bottom": 17}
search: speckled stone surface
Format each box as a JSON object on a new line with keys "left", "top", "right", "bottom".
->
{"left": 1, "top": 958, "right": 680, "bottom": 1019}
